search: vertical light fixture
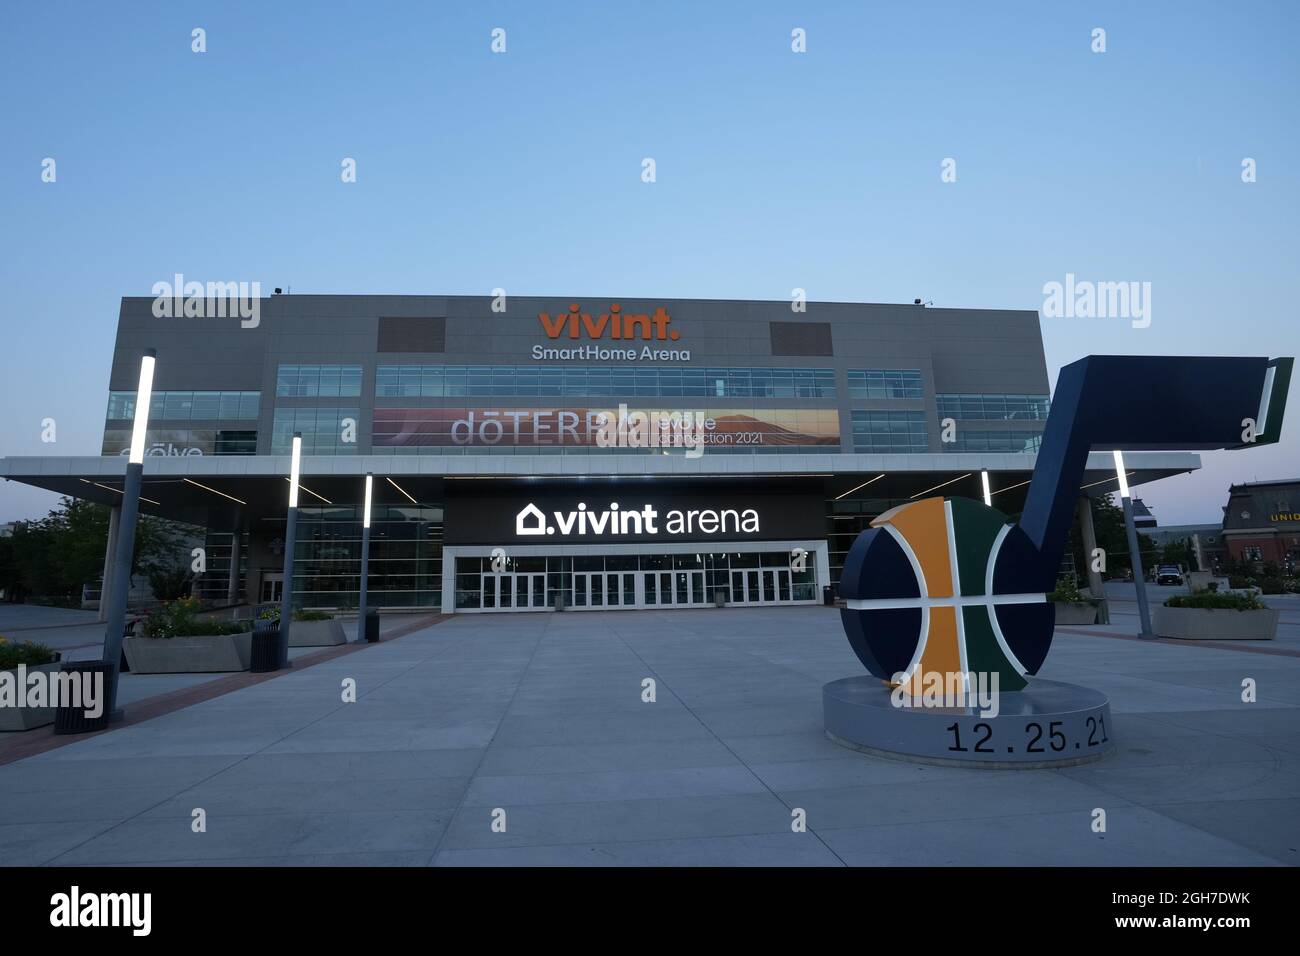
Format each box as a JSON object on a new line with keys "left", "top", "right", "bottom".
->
{"left": 1113, "top": 449, "right": 1155, "bottom": 638}
{"left": 278, "top": 432, "right": 302, "bottom": 665}
{"left": 102, "top": 347, "right": 156, "bottom": 719}
{"left": 356, "top": 472, "right": 373, "bottom": 642}
{"left": 980, "top": 470, "right": 992, "bottom": 507}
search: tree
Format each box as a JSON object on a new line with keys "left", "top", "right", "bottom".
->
{"left": 4, "top": 497, "right": 198, "bottom": 605}
{"left": 1071, "top": 493, "right": 1160, "bottom": 579}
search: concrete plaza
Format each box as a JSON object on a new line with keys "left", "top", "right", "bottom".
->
{"left": 1, "top": 599, "right": 1297, "bottom": 867}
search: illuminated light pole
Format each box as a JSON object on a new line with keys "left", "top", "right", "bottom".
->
{"left": 356, "top": 472, "right": 373, "bottom": 643}
{"left": 278, "top": 432, "right": 302, "bottom": 666}
{"left": 1114, "top": 449, "right": 1155, "bottom": 639}
{"left": 980, "top": 470, "right": 992, "bottom": 507}
{"left": 102, "top": 347, "right": 156, "bottom": 719}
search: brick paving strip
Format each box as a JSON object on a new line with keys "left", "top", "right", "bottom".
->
{"left": 0, "top": 612, "right": 450, "bottom": 768}
{"left": 1057, "top": 624, "right": 1300, "bottom": 658}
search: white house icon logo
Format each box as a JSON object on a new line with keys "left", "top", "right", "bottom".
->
{"left": 516, "top": 503, "right": 548, "bottom": 536}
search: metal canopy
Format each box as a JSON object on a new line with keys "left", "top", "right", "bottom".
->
{"left": 1, "top": 451, "right": 1201, "bottom": 531}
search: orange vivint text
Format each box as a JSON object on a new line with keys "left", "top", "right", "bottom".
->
{"left": 538, "top": 304, "right": 680, "bottom": 341}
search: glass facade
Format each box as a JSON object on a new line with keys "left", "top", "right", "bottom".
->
{"left": 376, "top": 365, "right": 836, "bottom": 399}
{"left": 943, "top": 430, "right": 1043, "bottom": 453}
{"left": 850, "top": 410, "right": 929, "bottom": 453}
{"left": 936, "top": 393, "right": 1050, "bottom": 421}
{"left": 276, "top": 364, "right": 363, "bottom": 397}
{"left": 107, "top": 390, "right": 260, "bottom": 421}
{"left": 101, "top": 427, "right": 258, "bottom": 457}
{"left": 847, "top": 369, "right": 923, "bottom": 400}
{"left": 289, "top": 505, "right": 443, "bottom": 608}
{"left": 271, "top": 407, "right": 361, "bottom": 454}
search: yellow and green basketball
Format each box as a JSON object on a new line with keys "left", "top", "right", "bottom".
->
{"left": 839, "top": 496, "right": 1054, "bottom": 692}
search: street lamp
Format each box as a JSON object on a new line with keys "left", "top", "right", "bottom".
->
{"left": 356, "top": 473, "right": 373, "bottom": 643}
{"left": 102, "top": 347, "right": 156, "bottom": 719}
{"left": 1114, "top": 449, "right": 1155, "bottom": 639}
{"left": 980, "top": 470, "right": 992, "bottom": 507}
{"left": 278, "top": 432, "right": 302, "bottom": 666}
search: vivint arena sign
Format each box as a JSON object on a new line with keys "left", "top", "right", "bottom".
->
{"left": 443, "top": 490, "right": 825, "bottom": 545}
{"left": 532, "top": 303, "right": 691, "bottom": 361}
{"left": 516, "top": 501, "right": 757, "bottom": 537}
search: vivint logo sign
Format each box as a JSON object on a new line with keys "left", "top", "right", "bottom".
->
{"left": 538, "top": 303, "right": 679, "bottom": 341}
{"left": 533, "top": 303, "right": 691, "bottom": 361}
{"left": 516, "top": 502, "right": 759, "bottom": 537}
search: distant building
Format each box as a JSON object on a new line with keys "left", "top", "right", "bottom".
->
{"left": 1145, "top": 524, "right": 1227, "bottom": 572}
{"left": 1220, "top": 478, "right": 1300, "bottom": 569}
{"left": 1130, "top": 498, "right": 1158, "bottom": 529}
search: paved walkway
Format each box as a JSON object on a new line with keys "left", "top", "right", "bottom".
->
{"left": 1, "top": 607, "right": 1296, "bottom": 866}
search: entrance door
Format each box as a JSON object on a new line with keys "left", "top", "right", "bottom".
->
{"left": 261, "top": 573, "right": 283, "bottom": 604}
{"left": 481, "top": 572, "right": 549, "bottom": 611}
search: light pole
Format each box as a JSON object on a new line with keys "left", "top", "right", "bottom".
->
{"left": 1114, "top": 449, "right": 1155, "bottom": 639}
{"left": 356, "top": 472, "right": 373, "bottom": 643}
{"left": 278, "top": 432, "right": 302, "bottom": 666}
{"left": 102, "top": 347, "right": 156, "bottom": 719}
{"left": 980, "top": 470, "right": 992, "bottom": 507}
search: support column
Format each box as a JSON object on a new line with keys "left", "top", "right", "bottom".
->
{"left": 1076, "top": 496, "right": 1109, "bottom": 624}
{"left": 279, "top": 507, "right": 297, "bottom": 666}
{"left": 1121, "top": 495, "right": 1156, "bottom": 639}
{"left": 226, "top": 531, "right": 241, "bottom": 605}
{"left": 97, "top": 505, "right": 121, "bottom": 623}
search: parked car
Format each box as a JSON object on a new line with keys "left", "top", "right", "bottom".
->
{"left": 1156, "top": 565, "right": 1184, "bottom": 586}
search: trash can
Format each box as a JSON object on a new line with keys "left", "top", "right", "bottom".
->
{"left": 364, "top": 609, "right": 380, "bottom": 643}
{"left": 553, "top": 592, "right": 567, "bottom": 611}
{"left": 713, "top": 589, "right": 726, "bottom": 608}
{"left": 822, "top": 585, "right": 836, "bottom": 607}
{"left": 250, "top": 619, "right": 281, "bottom": 673}
{"left": 53, "top": 660, "right": 113, "bottom": 735}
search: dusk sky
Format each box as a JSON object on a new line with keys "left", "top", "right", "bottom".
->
{"left": 2, "top": 0, "right": 1296, "bottom": 525}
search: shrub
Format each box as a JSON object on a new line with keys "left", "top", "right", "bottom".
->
{"left": 1048, "top": 578, "right": 1093, "bottom": 605}
{"left": 0, "top": 637, "right": 58, "bottom": 669}
{"left": 140, "top": 597, "right": 249, "bottom": 638}
{"left": 1164, "top": 592, "right": 1268, "bottom": 611}
{"left": 148, "top": 566, "right": 193, "bottom": 601}
{"left": 256, "top": 606, "right": 332, "bottom": 622}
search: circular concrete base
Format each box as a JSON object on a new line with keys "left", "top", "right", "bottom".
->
{"left": 823, "top": 676, "right": 1114, "bottom": 769}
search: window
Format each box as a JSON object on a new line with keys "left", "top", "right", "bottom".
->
{"left": 272, "top": 407, "right": 361, "bottom": 454}
{"left": 1243, "top": 546, "right": 1263, "bottom": 562}
{"left": 942, "top": 430, "right": 1042, "bottom": 453}
{"left": 936, "top": 393, "right": 1051, "bottom": 421}
{"left": 276, "top": 365, "right": 363, "bottom": 397}
{"left": 106, "top": 391, "right": 260, "bottom": 422}
{"left": 847, "top": 369, "right": 923, "bottom": 400}
{"left": 374, "top": 365, "right": 836, "bottom": 399}
{"left": 851, "top": 411, "right": 928, "bottom": 453}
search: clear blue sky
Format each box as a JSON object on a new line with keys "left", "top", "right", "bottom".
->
{"left": 1, "top": 0, "right": 1296, "bottom": 524}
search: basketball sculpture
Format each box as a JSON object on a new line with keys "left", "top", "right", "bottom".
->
{"left": 840, "top": 496, "right": 1052, "bottom": 694}
{"left": 825, "top": 354, "right": 1292, "bottom": 766}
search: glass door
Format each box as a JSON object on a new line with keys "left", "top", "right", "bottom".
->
{"left": 260, "top": 574, "right": 283, "bottom": 604}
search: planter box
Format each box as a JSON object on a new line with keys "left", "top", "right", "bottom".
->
{"left": 0, "top": 661, "right": 62, "bottom": 731}
{"left": 287, "top": 618, "right": 347, "bottom": 647}
{"left": 1153, "top": 606, "right": 1280, "bottom": 641}
{"left": 1053, "top": 602, "right": 1098, "bottom": 626}
{"left": 123, "top": 633, "right": 252, "bottom": 673}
